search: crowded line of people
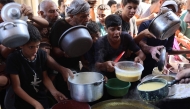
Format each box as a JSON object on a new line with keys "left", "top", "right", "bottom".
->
{"left": 0, "top": 0, "right": 190, "bottom": 109}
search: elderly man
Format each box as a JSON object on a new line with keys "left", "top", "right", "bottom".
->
{"left": 49, "top": 0, "right": 90, "bottom": 98}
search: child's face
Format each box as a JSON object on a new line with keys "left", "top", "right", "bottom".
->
{"left": 20, "top": 41, "right": 40, "bottom": 59}
{"left": 111, "top": 4, "right": 117, "bottom": 13}
{"left": 97, "top": 9, "right": 111, "bottom": 24}
{"left": 106, "top": 25, "right": 122, "bottom": 43}
{"left": 121, "top": 2, "right": 138, "bottom": 19}
{"left": 91, "top": 32, "right": 101, "bottom": 43}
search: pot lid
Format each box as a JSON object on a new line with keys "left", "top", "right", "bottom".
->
{"left": 1, "top": 2, "right": 28, "bottom": 22}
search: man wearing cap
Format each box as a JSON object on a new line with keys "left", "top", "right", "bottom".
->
{"left": 138, "top": 1, "right": 190, "bottom": 77}
{"left": 49, "top": 0, "right": 90, "bottom": 98}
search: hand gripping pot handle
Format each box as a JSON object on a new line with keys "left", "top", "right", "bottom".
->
{"left": 3, "top": 22, "right": 16, "bottom": 30}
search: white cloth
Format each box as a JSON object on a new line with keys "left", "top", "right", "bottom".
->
{"left": 136, "top": 2, "right": 151, "bottom": 18}
{"left": 139, "top": 7, "right": 151, "bottom": 19}
{"left": 161, "top": 0, "right": 178, "bottom": 12}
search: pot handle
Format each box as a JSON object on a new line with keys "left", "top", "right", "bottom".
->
{"left": 3, "top": 22, "right": 16, "bottom": 30}
{"left": 93, "top": 79, "right": 105, "bottom": 86}
{"left": 72, "top": 70, "right": 77, "bottom": 74}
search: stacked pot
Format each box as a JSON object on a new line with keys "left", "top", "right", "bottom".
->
{"left": 0, "top": 2, "right": 29, "bottom": 48}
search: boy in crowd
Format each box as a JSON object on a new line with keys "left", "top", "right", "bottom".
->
{"left": 81, "top": 21, "right": 101, "bottom": 71}
{"left": 107, "top": 0, "right": 117, "bottom": 14}
{"left": 6, "top": 24, "right": 67, "bottom": 109}
{"left": 96, "top": 4, "right": 111, "bottom": 36}
{"left": 95, "top": 14, "right": 145, "bottom": 79}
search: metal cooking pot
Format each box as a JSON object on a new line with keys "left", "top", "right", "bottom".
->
{"left": 68, "top": 72, "right": 104, "bottom": 102}
{"left": 137, "top": 78, "right": 169, "bottom": 102}
{"left": 91, "top": 99, "right": 159, "bottom": 109}
{"left": 157, "top": 47, "right": 166, "bottom": 71}
{"left": 0, "top": 20, "right": 29, "bottom": 48}
{"left": 1, "top": 2, "right": 28, "bottom": 22}
{"left": 148, "top": 7, "right": 180, "bottom": 40}
{"left": 58, "top": 25, "right": 93, "bottom": 57}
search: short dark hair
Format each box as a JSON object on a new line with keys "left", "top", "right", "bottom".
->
{"left": 0, "top": 0, "right": 14, "bottom": 5}
{"left": 87, "top": 21, "right": 100, "bottom": 34}
{"left": 107, "top": 0, "right": 117, "bottom": 7}
{"left": 121, "top": 0, "right": 140, "bottom": 6}
{"left": 105, "top": 14, "right": 122, "bottom": 28}
{"left": 27, "top": 23, "right": 41, "bottom": 43}
{"left": 58, "top": 0, "right": 63, "bottom": 7}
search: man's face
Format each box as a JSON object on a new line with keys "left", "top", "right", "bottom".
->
{"left": 107, "top": 26, "right": 122, "bottom": 43}
{"left": 72, "top": 12, "right": 90, "bottom": 26}
{"left": 21, "top": 41, "right": 40, "bottom": 59}
{"left": 59, "top": 0, "right": 66, "bottom": 14}
{"left": 40, "top": 2, "right": 59, "bottom": 24}
{"left": 122, "top": 3, "right": 138, "bottom": 19}
{"left": 97, "top": 9, "right": 111, "bottom": 24}
{"left": 111, "top": 4, "right": 117, "bottom": 13}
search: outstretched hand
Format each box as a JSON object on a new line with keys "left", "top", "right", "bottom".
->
{"left": 51, "top": 90, "right": 68, "bottom": 102}
{"left": 21, "top": 4, "right": 33, "bottom": 19}
{"left": 175, "top": 68, "right": 190, "bottom": 83}
{"left": 149, "top": 46, "right": 164, "bottom": 61}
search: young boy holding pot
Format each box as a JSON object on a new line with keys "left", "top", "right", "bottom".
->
{"left": 5, "top": 23, "right": 67, "bottom": 109}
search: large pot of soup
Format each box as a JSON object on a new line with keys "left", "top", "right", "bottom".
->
{"left": 68, "top": 72, "right": 104, "bottom": 102}
{"left": 114, "top": 61, "right": 144, "bottom": 82}
{"left": 137, "top": 78, "right": 169, "bottom": 102}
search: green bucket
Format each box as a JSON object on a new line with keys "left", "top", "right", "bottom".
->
{"left": 105, "top": 78, "right": 131, "bottom": 97}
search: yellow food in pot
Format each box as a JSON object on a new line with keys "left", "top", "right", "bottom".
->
{"left": 138, "top": 82, "right": 165, "bottom": 91}
{"left": 116, "top": 73, "right": 140, "bottom": 82}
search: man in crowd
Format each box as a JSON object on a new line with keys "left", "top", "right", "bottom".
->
{"left": 95, "top": 14, "right": 145, "bottom": 79}
{"left": 50, "top": 0, "right": 90, "bottom": 98}
{"left": 107, "top": 0, "right": 117, "bottom": 14}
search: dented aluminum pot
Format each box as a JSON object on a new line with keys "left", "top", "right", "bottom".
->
{"left": 68, "top": 72, "right": 104, "bottom": 102}
{"left": 148, "top": 7, "right": 180, "bottom": 40}
{"left": 0, "top": 20, "right": 29, "bottom": 48}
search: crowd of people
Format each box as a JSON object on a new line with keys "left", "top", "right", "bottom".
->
{"left": 0, "top": 0, "right": 190, "bottom": 109}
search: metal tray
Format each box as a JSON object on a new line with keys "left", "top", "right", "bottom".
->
{"left": 91, "top": 99, "right": 159, "bottom": 109}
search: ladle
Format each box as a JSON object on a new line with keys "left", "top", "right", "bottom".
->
{"left": 114, "top": 51, "right": 125, "bottom": 62}
{"left": 168, "top": 77, "right": 189, "bottom": 86}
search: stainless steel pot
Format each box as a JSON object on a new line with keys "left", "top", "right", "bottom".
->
{"left": 68, "top": 72, "right": 104, "bottom": 102}
{"left": 0, "top": 20, "right": 29, "bottom": 48}
{"left": 58, "top": 25, "right": 93, "bottom": 57}
{"left": 148, "top": 7, "right": 180, "bottom": 40}
{"left": 157, "top": 47, "right": 166, "bottom": 71}
{"left": 137, "top": 78, "right": 169, "bottom": 102}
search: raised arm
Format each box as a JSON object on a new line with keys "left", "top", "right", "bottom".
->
{"left": 21, "top": 4, "right": 49, "bottom": 28}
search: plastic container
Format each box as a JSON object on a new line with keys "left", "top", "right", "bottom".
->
{"left": 115, "top": 61, "right": 144, "bottom": 82}
{"left": 105, "top": 78, "right": 131, "bottom": 97}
